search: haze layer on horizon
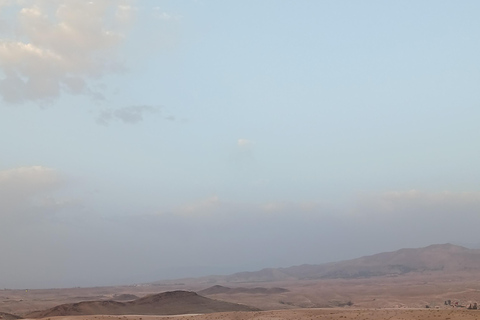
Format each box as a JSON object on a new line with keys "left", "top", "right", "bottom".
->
{"left": 1, "top": 1, "right": 480, "bottom": 289}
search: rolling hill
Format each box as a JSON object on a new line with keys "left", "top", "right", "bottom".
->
{"left": 26, "top": 291, "right": 259, "bottom": 318}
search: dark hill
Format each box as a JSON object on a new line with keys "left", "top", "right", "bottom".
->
{"left": 0, "top": 312, "right": 22, "bottom": 320}
{"left": 26, "top": 291, "right": 259, "bottom": 318}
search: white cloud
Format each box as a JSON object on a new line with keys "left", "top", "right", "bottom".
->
{"left": 0, "top": 0, "right": 135, "bottom": 103}
{"left": 97, "top": 105, "right": 160, "bottom": 125}
{"left": 237, "top": 138, "right": 253, "bottom": 147}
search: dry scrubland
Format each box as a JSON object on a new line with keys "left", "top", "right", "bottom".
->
{"left": 2, "top": 273, "right": 480, "bottom": 319}
{"left": 26, "top": 309, "right": 480, "bottom": 320}
{"left": 199, "top": 272, "right": 480, "bottom": 310}
{"left": 3, "top": 272, "right": 480, "bottom": 317}
{"left": 3, "top": 245, "right": 480, "bottom": 320}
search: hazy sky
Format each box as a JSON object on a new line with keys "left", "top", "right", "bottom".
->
{"left": 1, "top": 1, "right": 480, "bottom": 289}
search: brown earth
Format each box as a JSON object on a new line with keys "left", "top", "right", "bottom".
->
{"left": 197, "top": 286, "right": 288, "bottom": 295}
{"left": 24, "top": 308, "right": 480, "bottom": 320}
{"left": 197, "top": 272, "right": 480, "bottom": 310}
{"left": 26, "top": 291, "right": 258, "bottom": 318}
{"left": 111, "top": 295, "right": 139, "bottom": 302}
{"left": 0, "top": 312, "right": 22, "bottom": 320}
{"left": 5, "top": 272, "right": 480, "bottom": 317}
{"left": 3, "top": 244, "right": 480, "bottom": 317}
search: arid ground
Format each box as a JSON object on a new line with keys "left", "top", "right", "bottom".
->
{"left": 2, "top": 272, "right": 480, "bottom": 319}
{"left": 18, "top": 309, "right": 480, "bottom": 320}
{"left": 3, "top": 245, "right": 480, "bottom": 320}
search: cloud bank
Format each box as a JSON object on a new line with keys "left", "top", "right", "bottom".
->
{"left": 0, "top": 0, "right": 134, "bottom": 104}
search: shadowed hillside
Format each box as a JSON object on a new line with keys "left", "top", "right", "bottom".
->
{"left": 26, "top": 291, "right": 259, "bottom": 318}
{"left": 0, "top": 312, "right": 23, "bottom": 320}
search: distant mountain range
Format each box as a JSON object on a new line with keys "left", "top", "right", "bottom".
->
{"left": 158, "top": 243, "right": 480, "bottom": 284}
{"left": 17, "top": 244, "right": 480, "bottom": 318}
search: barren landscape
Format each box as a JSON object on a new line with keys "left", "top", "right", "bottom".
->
{"left": 25, "top": 309, "right": 480, "bottom": 320}
{"left": 2, "top": 1, "right": 478, "bottom": 319}
{"left": 2, "top": 244, "right": 480, "bottom": 320}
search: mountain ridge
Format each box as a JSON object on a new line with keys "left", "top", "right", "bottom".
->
{"left": 157, "top": 244, "right": 480, "bottom": 285}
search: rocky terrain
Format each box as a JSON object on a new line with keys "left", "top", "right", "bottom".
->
{"left": 26, "top": 291, "right": 258, "bottom": 318}
{"left": 2, "top": 244, "right": 480, "bottom": 319}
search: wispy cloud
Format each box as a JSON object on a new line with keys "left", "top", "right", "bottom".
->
{"left": 96, "top": 105, "right": 161, "bottom": 125}
{"left": 0, "top": 0, "right": 135, "bottom": 104}
{"left": 237, "top": 138, "right": 253, "bottom": 147}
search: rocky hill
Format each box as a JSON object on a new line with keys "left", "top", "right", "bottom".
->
{"left": 26, "top": 291, "right": 259, "bottom": 318}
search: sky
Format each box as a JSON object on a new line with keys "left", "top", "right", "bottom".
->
{"left": 1, "top": 0, "right": 480, "bottom": 289}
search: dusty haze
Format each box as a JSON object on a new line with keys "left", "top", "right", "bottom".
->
{"left": 0, "top": 1, "right": 479, "bottom": 289}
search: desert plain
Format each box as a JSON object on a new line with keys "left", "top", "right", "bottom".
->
{"left": 2, "top": 244, "right": 480, "bottom": 320}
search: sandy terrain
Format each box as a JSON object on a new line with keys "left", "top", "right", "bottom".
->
{"left": 3, "top": 244, "right": 480, "bottom": 319}
{"left": 26, "top": 291, "right": 258, "bottom": 318}
{"left": 3, "top": 271, "right": 480, "bottom": 316}
{"left": 23, "top": 308, "right": 480, "bottom": 320}
{"left": 195, "top": 272, "right": 480, "bottom": 310}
